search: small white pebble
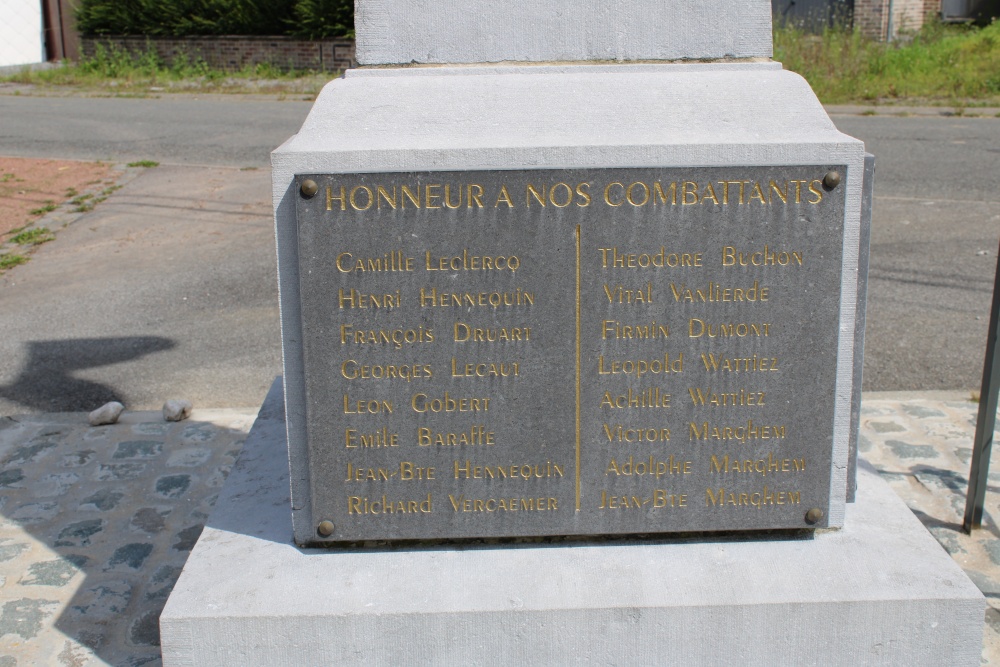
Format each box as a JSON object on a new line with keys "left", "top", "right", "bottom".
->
{"left": 88, "top": 401, "right": 124, "bottom": 426}
{"left": 163, "top": 399, "right": 193, "bottom": 422}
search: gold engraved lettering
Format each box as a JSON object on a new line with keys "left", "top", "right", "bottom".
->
{"left": 452, "top": 460, "right": 565, "bottom": 480}
{"left": 454, "top": 322, "right": 531, "bottom": 343}
{"left": 326, "top": 185, "right": 346, "bottom": 211}
{"left": 345, "top": 427, "right": 399, "bottom": 448}
{"left": 350, "top": 185, "right": 373, "bottom": 211}
{"left": 601, "top": 320, "right": 669, "bottom": 340}
{"left": 495, "top": 185, "right": 514, "bottom": 208}
{"left": 605, "top": 455, "right": 692, "bottom": 477}
{"left": 689, "top": 420, "right": 787, "bottom": 443}
{"left": 808, "top": 179, "right": 824, "bottom": 204}
{"left": 709, "top": 453, "right": 805, "bottom": 476}
{"left": 417, "top": 426, "right": 495, "bottom": 446}
{"left": 602, "top": 283, "right": 653, "bottom": 304}
{"left": 338, "top": 288, "right": 402, "bottom": 309}
{"left": 411, "top": 392, "right": 491, "bottom": 413}
{"left": 597, "top": 353, "right": 683, "bottom": 378}
{"left": 688, "top": 319, "right": 771, "bottom": 338}
{"left": 344, "top": 461, "right": 435, "bottom": 482}
{"left": 721, "top": 245, "right": 804, "bottom": 267}
{"left": 599, "top": 388, "right": 671, "bottom": 409}
{"left": 425, "top": 184, "right": 441, "bottom": 209}
{"left": 700, "top": 353, "right": 778, "bottom": 373}
{"left": 343, "top": 394, "right": 394, "bottom": 415}
{"left": 450, "top": 358, "right": 520, "bottom": 378}
{"left": 419, "top": 288, "right": 534, "bottom": 308}
{"left": 599, "top": 247, "right": 703, "bottom": 269}
{"left": 424, "top": 250, "right": 520, "bottom": 273}
{"left": 602, "top": 423, "right": 671, "bottom": 443}
{"left": 467, "top": 184, "right": 485, "bottom": 208}
{"left": 335, "top": 251, "right": 414, "bottom": 274}
{"left": 341, "top": 361, "right": 433, "bottom": 381}
{"left": 448, "top": 494, "right": 558, "bottom": 512}
{"left": 668, "top": 281, "right": 769, "bottom": 303}
{"left": 705, "top": 486, "right": 802, "bottom": 508}
{"left": 339, "top": 324, "right": 434, "bottom": 349}
{"left": 347, "top": 493, "right": 433, "bottom": 515}
{"left": 598, "top": 490, "right": 688, "bottom": 509}
{"left": 688, "top": 387, "right": 765, "bottom": 408}
{"left": 401, "top": 185, "right": 420, "bottom": 208}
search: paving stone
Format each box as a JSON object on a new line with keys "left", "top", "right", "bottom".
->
{"left": 10, "top": 502, "right": 59, "bottom": 524}
{"left": 154, "top": 474, "right": 191, "bottom": 498}
{"left": 0, "top": 657, "right": 15, "bottom": 667}
{"left": 104, "top": 543, "right": 154, "bottom": 571}
{"left": 172, "top": 525, "right": 203, "bottom": 552}
{"left": 0, "top": 540, "right": 28, "bottom": 563}
{"left": 902, "top": 404, "right": 947, "bottom": 419}
{"left": 34, "top": 472, "right": 81, "bottom": 497}
{"left": 54, "top": 519, "right": 105, "bottom": 547}
{"left": 867, "top": 420, "right": 908, "bottom": 433}
{"left": 93, "top": 463, "right": 146, "bottom": 481}
{"left": 58, "top": 450, "right": 96, "bottom": 468}
{"left": 112, "top": 440, "right": 163, "bottom": 460}
{"left": 166, "top": 447, "right": 212, "bottom": 467}
{"left": 129, "top": 508, "right": 169, "bottom": 534}
{"left": 0, "top": 469, "right": 24, "bottom": 488}
{"left": 2, "top": 440, "right": 57, "bottom": 466}
{"left": 128, "top": 609, "right": 161, "bottom": 647}
{"left": 69, "top": 580, "right": 133, "bottom": 621}
{"left": 19, "top": 559, "right": 84, "bottom": 587}
{"left": 131, "top": 423, "right": 169, "bottom": 436}
{"left": 79, "top": 488, "right": 125, "bottom": 511}
{"left": 886, "top": 439, "right": 940, "bottom": 459}
{"left": 0, "top": 598, "right": 59, "bottom": 640}
{"left": 180, "top": 423, "right": 215, "bottom": 443}
{"left": 146, "top": 565, "right": 183, "bottom": 601}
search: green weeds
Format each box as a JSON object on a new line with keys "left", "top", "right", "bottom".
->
{"left": 28, "top": 201, "right": 57, "bottom": 216}
{"left": 127, "top": 160, "right": 159, "bottom": 168}
{"left": 0, "top": 254, "right": 28, "bottom": 271}
{"left": 11, "top": 227, "right": 55, "bottom": 245}
{"left": 775, "top": 20, "right": 1000, "bottom": 105}
{"left": 0, "top": 43, "right": 331, "bottom": 96}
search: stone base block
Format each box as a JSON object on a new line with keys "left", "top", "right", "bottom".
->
{"left": 161, "top": 380, "right": 984, "bottom": 666}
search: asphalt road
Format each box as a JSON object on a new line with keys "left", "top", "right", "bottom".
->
{"left": 0, "top": 93, "right": 997, "bottom": 413}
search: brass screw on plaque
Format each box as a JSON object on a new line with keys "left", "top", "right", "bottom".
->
{"left": 822, "top": 171, "right": 841, "bottom": 190}
{"left": 300, "top": 179, "right": 319, "bottom": 198}
{"left": 317, "top": 520, "right": 335, "bottom": 537}
{"left": 805, "top": 508, "right": 825, "bottom": 524}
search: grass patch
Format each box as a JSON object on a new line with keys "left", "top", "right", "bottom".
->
{"left": 28, "top": 201, "right": 57, "bottom": 216}
{"left": 0, "top": 254, "right": 28, "bottom": 271}
{"left": 773, "top": 20, "right": 1000, "bottom": 105}
{"left": 0, "top": 43, "right": 331, "bottom": 96}
{"left": 127, "top": 160, "right": 159, "bottom": 168}
{"left": 11, "top": 227, "right": 55, "bottom": 246}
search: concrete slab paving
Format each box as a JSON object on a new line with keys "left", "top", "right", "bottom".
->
{"left": 0, "top": 164, "right": 282, "bottom": 415}
{"left": 0, "top": 392, "right": 998, "bottom": 664}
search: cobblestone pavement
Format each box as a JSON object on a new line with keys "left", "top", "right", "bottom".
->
{"left": 0, "top": 394, "right": 998, "bottom": 665}
{"left": 0, "top": 409, "right": 256, "bottom": 666}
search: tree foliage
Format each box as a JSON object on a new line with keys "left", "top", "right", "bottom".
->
{"left": 76, "top": 0, "right": 354, "bottom": 38}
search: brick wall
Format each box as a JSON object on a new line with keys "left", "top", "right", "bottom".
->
{"left": 854, "top": 0, "right": 941, "bottom": 39}
{"left": 80, "top": 35, "right": 356, "bottom": 72}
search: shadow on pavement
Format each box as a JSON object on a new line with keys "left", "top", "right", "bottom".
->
{"left": 0, "top": 337, "right": 176, "bottom": 412}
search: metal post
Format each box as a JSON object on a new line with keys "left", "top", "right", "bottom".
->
{"left": 886, "top": 0, "right": 896, "bottom": 41}
{"left": 963, "top": 238, "right": 1000, "bottom": 532}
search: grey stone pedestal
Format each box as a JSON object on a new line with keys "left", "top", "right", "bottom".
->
{"left": 160, "top": 379, "right": 985, "bottom": 666}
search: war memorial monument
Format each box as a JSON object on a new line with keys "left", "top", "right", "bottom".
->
{"left": 160, "top": 1, "right": 986, "bottom": 663}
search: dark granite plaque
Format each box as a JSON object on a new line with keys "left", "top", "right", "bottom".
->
{"left": 294, "top": 166, "right": 846, "bottom": 542}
